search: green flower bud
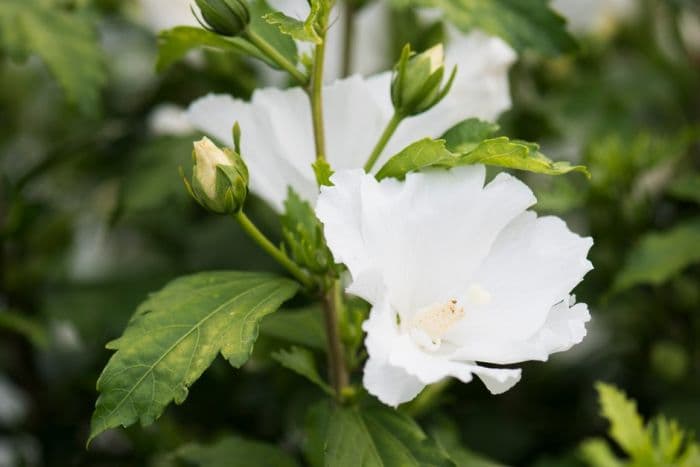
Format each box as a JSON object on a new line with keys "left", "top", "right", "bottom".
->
{"left": 194, "top": 0, "right": 250, "bottom": 37}
{"left": 184, "top": 136, "right": 249, "bottom": 214}
{"left": 391, "top": 44, "right": 456, "bottom": 117}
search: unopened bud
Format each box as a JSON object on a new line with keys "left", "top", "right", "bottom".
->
{"left": 194, "top": 0, "right": 250, "bottom": 37}
{"left": 391, "top": 44, "right": 456, "bottom": 117}
{"left": 184, "top": 136, "right": 248, "bottom": 214}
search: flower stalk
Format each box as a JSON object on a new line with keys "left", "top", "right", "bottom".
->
{"left": 323, "top": 280, "right": 349, "bottom": 398}
{"left": 364, "top": 112, "right": 403, "bottom": 172}
{"left": 234, "top": 211, "right": 314, "bottom": 288}
{"left": 308, "top": 28, "right": 328, "bottom": 163}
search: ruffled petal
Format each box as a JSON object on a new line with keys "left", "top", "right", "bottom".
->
{"left": 446, "top": 212, "right": 593, "bottom": 355}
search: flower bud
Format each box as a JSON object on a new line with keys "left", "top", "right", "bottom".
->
{"left": 390, "top": 44, "right": 456, "bottom": 117}
{"left": 193, "top": 0, "right": 250, "bottom": 37}
{"left": 184, "top": 136, "right": 249, "bottom": 214}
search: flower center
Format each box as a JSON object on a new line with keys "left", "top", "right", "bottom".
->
{"left": 408, "top": 299, "right": 465, "bottom": 351}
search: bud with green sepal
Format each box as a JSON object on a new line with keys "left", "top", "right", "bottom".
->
{"left": 193, "top": 0, "right": 250, "bottom": 37}
{"left": 391, "top": 43, "right": 456, "bottom": 117}
{"left": 183, "top": 132, "right": 249, "bottom": 215}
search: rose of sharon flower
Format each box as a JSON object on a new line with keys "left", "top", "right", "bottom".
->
{"left": 315, "top": 166, "right": 593, "bottom": 406}
{"left": 187, "top": 31, "right": 515, "bottom": 212}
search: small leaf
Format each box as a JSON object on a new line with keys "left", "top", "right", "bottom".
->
{"left": 323, "top": 402, "right": 455, "bottom": 466}
{"left": 89, "top": 272, "right": 299, "bottom": 444}
{"left": 249, "top": 0, "right": 299, "bottom": 65}
{"left": 460, "top": 138, "right": 590, "bottom": 178}
{"left": 376, "top": 138, "right": 456, "bottom": 181}
{"left": 419, "top": 0, "right": 576, "bottom": 56}
{"left": 312, "top": 159, "right": 334, "bottom": 187}
{"left": 157, "top": 26, "right": 266, "bottom": 71}
{"left": 578, "top": 438, "right": 624, "bottom": 467}
{"left": 175, "top": 435, "right": 300, "bottom": 467}
{"left": 595, "top": 382, "right": 651, "bottom": 457}
{"left": 260, "top": 306, "right": 326, "bottom": 350}
{"left": 281, "top": 189, "right": 334, "bottom": 275}
{"left": 0, "top": 0, "right": 106, "bottom": 113}
{"left": 441, "top": 118, "right": 500, "bottom": 153}
{"left": 272, "top": 346, "right": 333, "bottom": 395}
{"left": 264, "top": 0, "right": 323, "bottom": 45}
{"left": 613, "top": 220, "right": 700, "bottom": 292}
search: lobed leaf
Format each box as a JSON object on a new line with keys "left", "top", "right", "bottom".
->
{"left": 375, "top": 139, "right": 456, "bottom": 181}
{"left": 264, "top": 0, "right": 324, "bottom": 45}
{"left": 89, "top": 271, "right": 298, "bottom": 444}
{"left": 441, "top": 118, "right": 500, "bottom": 153}
{"left": 595, "top": 382, "right": 651, "bottom": 457}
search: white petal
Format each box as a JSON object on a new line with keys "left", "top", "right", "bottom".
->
{"left": 447, "top": 213, "right": 593, "bottom": 362}
{"left": 361, "top": 299, "right": 425, "bottom": 406}
{"left": 471, "top": 365, "right": 522, "bottom": 395}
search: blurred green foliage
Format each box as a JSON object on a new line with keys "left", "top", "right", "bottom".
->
{"left": 1, "top": 0, "right": 699, "bottom": 465}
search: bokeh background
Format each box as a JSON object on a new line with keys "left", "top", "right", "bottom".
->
{"left": 1, "top": 0, "right": 699, "bottom": 465}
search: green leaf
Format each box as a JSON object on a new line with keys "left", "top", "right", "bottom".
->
{"left": 0, "top": 0, "right": 106, "bottom": 113}
{"left": 595, "top": 382, "right": 651, "bottom": 457}
{"left": 460, "top": 138, "right": 590, "bottom": 178}
{"left": 441, "top": 118, "right": 500, "bottom": 153}
{"left": 281, "top": 189, "right": 334, "bottom": 275}
{"left": 419, "top": 0, "right": 576, "bottom": 55}
{"left": 668, "top": 174, "right": 700, "bottom": 205}
{"left": 376, "top": 137, "right": 589, "bottom": 181}
{"left": 578, "top": 438, "right": 623, "bottom": 467}
{"left": 156, "top": 26, "right": 265, "bottom": 71}
{"left": 613, "top": 220, "right": 700, "bottom": 292}
{"left": 260, "top": 306, "right": 326, "bottom": 350}
{"left": 323, "top": 403, "right": 455, "bottom": 466}
{"left": 0, "top": 309, "right": 47, "bottom": 348}
{"left": 272, "top": 346, "right": 333, "bottom": 395}
{"left": 174, "top": 435, "right": 300, "bottom": 467}
{"left": 249, "top": 0, "right": 299, "bottom": 65}
{"left": 429, "top": 419, "right": 505, "bottom": 467}
{"left": 376, "top": 138, "right": 456, "bottom": 181}
{"left": 89, "top": 271, "right": 299, "bottom": 444}
{"left": 312, "top": 159, "right": 334, "bottom": 187}
{"left": 264, "top": 0, "right": 324, "bottom": 44}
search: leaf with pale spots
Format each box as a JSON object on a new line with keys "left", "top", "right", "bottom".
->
{"left": 89, "top": 271, "right": 298, "bottom": 444}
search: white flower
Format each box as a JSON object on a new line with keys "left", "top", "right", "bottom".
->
{"left": 551, "top": 0, "right": 637, "bottom": 35}
{"left": 315, "top": 167, "right": 593, "bottom": 406}
{"left": 139, "top": 0, "right": 200, "bottom": 33}
{"left": 187, "top": 31, "right": 515, "bottom": 211}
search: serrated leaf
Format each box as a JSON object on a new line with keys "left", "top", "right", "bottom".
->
{"left": 264, "top": 11, "right": 321, "bottom": 44}
{"left": 668, "top": 174, "right": 700, "bottom": 205}
{"left": 595, "top": 382, "right": 651, "bottom": 457}
{"left": 260, "top": 306, "right": 326, "bottom": 350}
{"left": 441, "top": 118, "right": 500, "bottom": 153}
{"left": 89, "top": 271, "right": 298, "bottom": 444}
{"left": 0, "top": 0, "right": 106, "bottom": 113}
{"left": 376, "top": 138, "right": 456, "bottom": 181}
{"left": 460, "top": 138, "right": 590, "bottom": 177}
{"left": 249, "top": 0, "right": 299, "bottom": 65}
{"left": 419, "top": 0, "right": 576, "bottom": 55}
{"left": 613, "top": 220, "right": 700, "bottom": 292}
{"left": 579, "top": 438, "right": 623, "bottom": 467}
{"left": 156, "top": 26, "right": 265, "bottom": 71}
{"left": 272, "top": 346, "right": 333, "bottom": 395}
{"left": 175, "top": 435, "right": 299, "bottom": 467}
{"left": 376, "top": 137, "right": 589, "bottom": 181}
{"left": 323, "top": 403, "right": 455, "bottom": 466}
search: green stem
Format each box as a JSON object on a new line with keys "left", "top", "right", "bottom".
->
{"left": 322, "top": 280, "right": 349, "bottom": 398}
{"left": 234, "top": 211, "right": 313, "bottom": 288}
{"left": 308, "top": 38, "right": 327, "bottom": 162}
{"left": 341, "top": 1, "right": 356, "bottom": 78}
{"left": 245, "top": 29, "right": 308, "bottom": 85}
{"left": 363, "top": 112, "right": 403, "bottom": 172}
